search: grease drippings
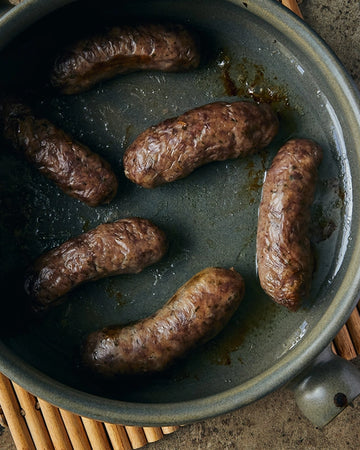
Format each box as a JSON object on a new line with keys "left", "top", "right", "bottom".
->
{"left": 217, "top": 51, "right": 291, "bottom": 110}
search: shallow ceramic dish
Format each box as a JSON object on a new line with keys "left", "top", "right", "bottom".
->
{"left": 0, "top": 0, "right": 360, "bottom": 426}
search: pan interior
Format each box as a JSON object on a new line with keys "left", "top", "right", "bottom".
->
{"left": 0, "top": 0, "right": 355, "bottom": 405}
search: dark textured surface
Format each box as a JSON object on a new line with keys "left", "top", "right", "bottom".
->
{"left": 301, "top": 0, "right": 360, "bottom": 85}
{"left": 1, "top": 0, "right": 360, "bottom": 448}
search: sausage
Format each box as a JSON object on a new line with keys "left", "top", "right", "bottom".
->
{"left": 50, "top": 23, "right": 201, "bottom": 94}
{"left": 123, "top": 101, "right": 279, "bottom": 188}
{"left": 24, "top": 217, "right": 167, "bottom": 312}
{"left": 256, "top": 139, "right": 323, "bottom": 311}
{"left": 0, "top": 96, "right": 118, "bottom": 207}
{"left": 82, "top": 267, "right": 245, "bottom": 377}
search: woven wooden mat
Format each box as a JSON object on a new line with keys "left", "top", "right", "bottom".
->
{"left": 1, "top": 1, "right": 359, "bottom": 449}
{"left": 0, "top": 375, "right": 178, "bottom": 449}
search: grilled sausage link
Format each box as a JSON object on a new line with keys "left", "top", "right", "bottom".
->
{"left": 0, "top": 97, "right": 118, "bottom": 206}
{"left": 51, "top": 23, "right": 201, "bottom": 94}
{"left": 82, "top": 267, "right": 245, "bottom": 377}
{"left": 256, "top": 139, "right": 323, "bottom": 311}
{"left": 123, "top": 101, "right": 279, "bottom": 188}
{"left": 25, "top": 217, "right": 167, "bottom": 312}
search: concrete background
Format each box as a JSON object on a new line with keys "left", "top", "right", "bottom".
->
{"left": 1, "top": 0, "right": 360, "bottom": 448}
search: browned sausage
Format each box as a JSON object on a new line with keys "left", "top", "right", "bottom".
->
{"left": 123, "top": 101, "right": 279, "bottom": 188}
{"left": 25, "top": 217, "right": 167, "bottom": 312}
{"left": 0, "top": 96, "right": 118, "bottom": 207}
{"left": 256, "top": 139, "right": 323, "bottom": 311}
{"left": 50, "top": 23, "right": 201, "bottom": 94}
{"left": 82, "top": 267, "right": 245, "bottom": 377}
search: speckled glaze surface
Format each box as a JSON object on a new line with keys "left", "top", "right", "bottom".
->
{"left": 0, "top": 0, "right": 360, "bottom": 426}
{"left": 291, "top": 346, "right": 360, "bottom": 426}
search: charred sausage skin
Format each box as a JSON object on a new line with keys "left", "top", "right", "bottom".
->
{"left": 256, "top": 139, "right": 323, "bottom": 311}
{"left": 82, "top": 267, "right": 245, "bottom": 377}
{"left": 123, "top": 101, "right": 279, "bottom": 188}
{"left": 25, "top": 217, "right": 167, "bottom": 312}
{"left": 51, "top": 23, "right": 201, "bottom": 94}
{"left": 0, "top": 97, "right": 118, "bottom": 207}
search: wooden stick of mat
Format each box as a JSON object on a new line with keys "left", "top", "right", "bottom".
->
{"left": 37, "top": 398, "right": 72, "bottom": 449}
{"left": 0, "top": 373, "right": 35, "bottom": 449}
{"left": 81, "top": 417, "right": 112, "bottom": 450}
{"left": 279, "top": 0, "right": 303, "bottom": 18}
{"left": 104, "top": 423, "right": 132, "bottom": 450}
{"left": 124, "top": 426, "right": 148, "bottom": 449}
{"left": 333, "top": 324, "right": 358, "bottom": 360}
{"left": 0, "top": 403, "right": 7, "bottom": 427}
{"left": 162, "top": 425, "right": 180, "bottom": 434}
{"left": 346, "top": 306, "right": 360, "bottom": 354}
{"left": 332, "top": 304, "right": 360, "bottom": 359}
{"left": 12, "top": 383, "right": 54, "bottom": 449}
{"left": 59, "top": 408, "right": 92, "bottom": 449}
{"left": 143, "top": 426, "right": 164, "bottom": 443}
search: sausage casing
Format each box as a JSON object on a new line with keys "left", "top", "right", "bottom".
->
{"left": 82, "top": 267, "right": 245, "bottom": 377}
{"left": 25, "top": 217, "right": 167, "bottom": 312}
{"left": 123, "top": 101, "right": 279, "bottom": 188}
{"left": 256, "top": 139, "right": 323, "bottom": 311}
{"left": 51, "top": 23, "right": 201, "bottom": 94}
{"left": 0, "top": 97, "right": 118, "bottom": 207}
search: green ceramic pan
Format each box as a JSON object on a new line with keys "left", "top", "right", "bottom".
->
{"left": 0, "top": 0, "right": 360, "bottom": 426}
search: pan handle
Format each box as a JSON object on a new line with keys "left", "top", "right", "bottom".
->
{"left": 289, "top": 345, "right": 360, "bottom": 427}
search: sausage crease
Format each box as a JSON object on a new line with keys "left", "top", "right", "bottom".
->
{"left": 51, "top": 23, "right": 201, "bottom": 94}
{"left": 82, "top": 267, "right": 245, "bottom": 377}
{"left": 123, "top": 101, "right": 279, "bottom": 188}
{"left": 25, "top": 217, "right": 167, "bottom": 312}
{"left": 256, "top": 138, "right": 323, "bottom": 311}
{"left": 0, "top": 96, "right": 118, "bottom": 206}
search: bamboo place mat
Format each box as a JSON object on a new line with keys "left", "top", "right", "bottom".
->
{"left": 1, "top": 1, "right": 360, "bottom": 449}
